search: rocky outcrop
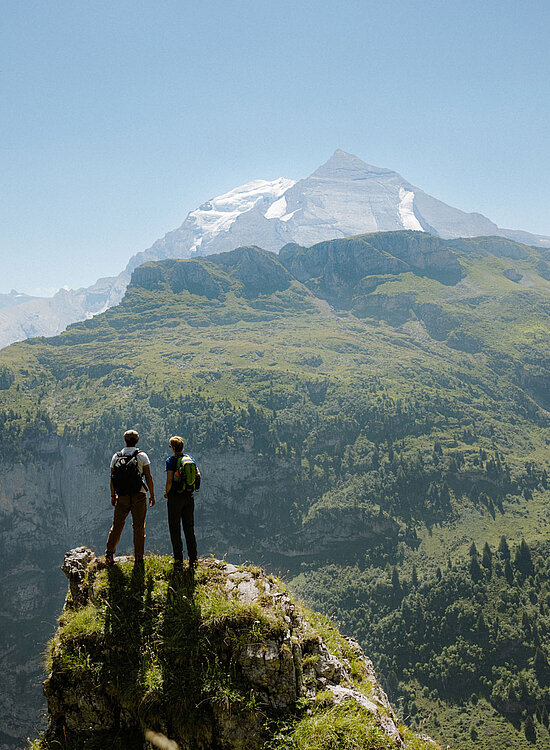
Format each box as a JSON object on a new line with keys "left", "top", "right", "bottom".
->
{"left": 61, "top": 546, "right": 96, "bottom": 608}
{"left": 503, "top": 268, "right": 523, "bottom": 283}
{"left": 279, "top": 232, "right": 464, "bottom": 310}
{"left": 131, "top": 259, "right": 228, "bottom": 298}
{"left": 34, "top": 548, "right": 438, "bottom": 750}
{"left": 130, "top": 246, "right": 294, "bottom": 301}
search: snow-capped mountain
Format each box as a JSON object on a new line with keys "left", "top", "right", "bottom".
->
{"left": 132, "top": 149, "right": 550, "bottom": 260}
{"left": 2, "top": 150, "right": 549, "bottom": 349}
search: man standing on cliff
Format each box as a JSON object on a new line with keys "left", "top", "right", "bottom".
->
{"left": 105, "top": 429, "right": 155, "bottom": 565}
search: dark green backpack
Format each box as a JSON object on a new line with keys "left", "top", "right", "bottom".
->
{"left": 173, "top": 455, "right": 198, "bottom": 493}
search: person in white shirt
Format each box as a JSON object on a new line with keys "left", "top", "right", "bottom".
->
{"left": 105, "top": 429, "right": 155, "bottom": 565}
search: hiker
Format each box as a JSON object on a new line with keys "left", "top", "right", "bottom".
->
{"left": 105, "top": 429, "right": 156, "bottom": 565}
{"left": 164, "top": 435, "right": 201, "bottom": 567}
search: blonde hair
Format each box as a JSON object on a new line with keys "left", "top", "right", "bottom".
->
{"left": 124, "top": 429, "right": 140, "bottom": 447}
{"left": 169, "top": 435, "right": 184, "bottom": 452}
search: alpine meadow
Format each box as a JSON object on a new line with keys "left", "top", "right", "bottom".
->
{"left": 2, "top": 228, "right": 550, "bottom": 748}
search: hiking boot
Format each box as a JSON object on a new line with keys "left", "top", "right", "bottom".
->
{"left": 105, "top": 552, "right": 115, "bottom": 566}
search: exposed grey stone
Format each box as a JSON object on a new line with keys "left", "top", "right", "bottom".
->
{"left": 327, "top": 685, "right": 404, "bottom": 747}
{"left": 238, "top": 637, "right": 297, "bottom": 709}
{"left": 328, "top": 684, "right": 379, "bottom": 713}
{"left": 61, "top": 546, "right": 96, "bottom": 608}
{"left": 235, "top": 579, "right": 259, "bottom": 603}
{"left": 313, "top": 639, "right": 347, "bottom": 682}
{"left": 416, "top": 735, "right": 441, "bottom": 747}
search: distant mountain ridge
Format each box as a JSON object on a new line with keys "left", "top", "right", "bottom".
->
{"left": 3, "top": 149, "right": 549, "bottom": 349}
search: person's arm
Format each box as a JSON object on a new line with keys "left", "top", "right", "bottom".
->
{"left": 143, "top": 464, "right": 155, "bottom": 506}
{"left": 164, "top": 470, "right": 174, "bottom": 498}
{"left": 195, "top": 462, "right": 201, "bottom": 490}
{"left": 110, "top": 471, "right": 117, "bottom": 506}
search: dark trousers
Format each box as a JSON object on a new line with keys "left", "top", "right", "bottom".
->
{"left": 167, "top": 492, "right": 197, "bottom": 562}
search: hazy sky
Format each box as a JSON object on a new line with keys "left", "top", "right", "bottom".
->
{"left": 2, "top": 0, "right": 549, "bottom": 295}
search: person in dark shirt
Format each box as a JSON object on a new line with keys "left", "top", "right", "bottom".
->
{"left": 164, "top": 435, "right": 201, "bottom": 568}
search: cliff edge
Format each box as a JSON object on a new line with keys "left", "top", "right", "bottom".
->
{"left": 31, "top": 548, "right": 441, "bottom": 750}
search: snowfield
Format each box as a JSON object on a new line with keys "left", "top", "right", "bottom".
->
{"left": 186, "top": 177, "right": 295, "bottom": 253}
{"left": 398, "top": 187, "right": 424, "bottom": 232}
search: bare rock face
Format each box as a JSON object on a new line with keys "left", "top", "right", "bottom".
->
{"left": 238, "top": 637, "right": 298, "bottom": 709}
{"left": 61, "top": 546, "right": 96, "bottom": 608}
{"left": 34, "top": 548, "right": 438, "bottom": 750}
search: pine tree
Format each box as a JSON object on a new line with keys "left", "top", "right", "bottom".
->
{"left": 524, "top": 714, "right": 536, "bottom": 743}
{"left": 514, "top": 539, "right": 535, "bottom": 577}
{"left": 482, "top": 542, "right": 493, "bottom": 570}
{"left": 504, "top": 559, "right": 514, "bottom": 584}
{"left": 534, "top": 648, "right": 547, "bottom": 675}
{"left": 469, "top": 541, "right": 479, "bottom": 557}
{"left": 498, "top": 535, "right": 511, "bottom": 560}
{"left": 476, "top": 614, "right": 489, "bottom": 644}
{"left": 469, "top": 555, "right": 482, "bottom": 582}
{"left": 391, "top": 567, "right": 401, "bottom": 593}
{"left": 411, "top": 565, "right": 419, "bottom": 587}
{"left": 519, "top": 676, "right": 529, "bottom": 700}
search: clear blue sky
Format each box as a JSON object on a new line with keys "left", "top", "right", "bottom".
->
{"left": 2, "top": 0, "right": 549, "bottom": 295}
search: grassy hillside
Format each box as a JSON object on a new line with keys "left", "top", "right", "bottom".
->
{"left": 2, "top": 231, "right": 550, "bottom": 748}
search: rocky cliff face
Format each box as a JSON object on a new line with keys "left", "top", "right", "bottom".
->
{"left": 32, "top": 548, "right": 439, "bottom": 750}
{"left": 0, "top": 438, "right": 111, "bottom": 748}
{"left": 279, "top": 232, "right": 464, "bottom": 309}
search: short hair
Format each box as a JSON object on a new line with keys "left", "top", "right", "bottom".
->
{"left": 124, "top": 429, "right": 140, "bottom": 447}
{"left": 169, "top": 435, "right": 184, "bottom": 452}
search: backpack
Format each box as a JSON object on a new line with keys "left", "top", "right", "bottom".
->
{"left": 173, "top": 454, "right": 199, "bottom": 493}
{"left": 111, "top": 449, "right": 145, "bottom": 495}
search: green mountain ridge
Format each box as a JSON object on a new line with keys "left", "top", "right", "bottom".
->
{"left": 1, "top": 230, "right": 549, "bottom": 748}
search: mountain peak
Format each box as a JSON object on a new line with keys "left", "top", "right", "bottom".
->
{"left": 312, "top": 149, "right": 396, "bottom": 179}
